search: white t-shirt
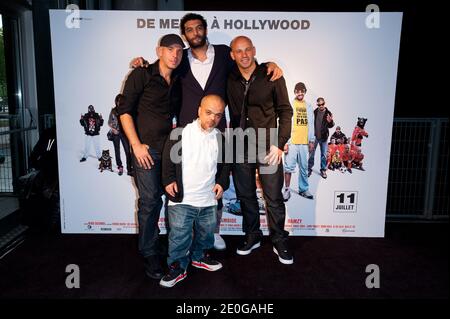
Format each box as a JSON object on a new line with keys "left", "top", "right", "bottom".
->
{"left": 168, "top": 119, "right": 220, "bottom": 207}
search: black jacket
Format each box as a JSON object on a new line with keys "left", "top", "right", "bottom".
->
{"left": 161, "top": 128, "right": 231, "bottom": 203}
{"left": 80, "top": 111, "right": 103, "bottom": 136}
{"left": 313, "top": 107, "right": 335, "bottom": 141}
{"left": 176, "top": 44, "right": 233, "bottom": 131}
{"left": 330, "top": 131, "right": 347, "bottom": 144}
{"left": 227, "top": 63, "right": 293, "bottom": 151}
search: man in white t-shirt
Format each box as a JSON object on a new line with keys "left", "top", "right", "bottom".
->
{"left": 159, "top": 95, "right": 231, "bottom": 288}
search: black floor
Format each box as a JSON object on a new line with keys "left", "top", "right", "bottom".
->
{"left": 0, "top": 222, "right": 448, "bottom": 300}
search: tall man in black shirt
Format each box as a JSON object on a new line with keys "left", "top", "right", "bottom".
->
{"left": 117, "top": 34, "right": 184, "bottom": 280}
{"left": 227, "top": 36, "right": 294, "bottom": 264}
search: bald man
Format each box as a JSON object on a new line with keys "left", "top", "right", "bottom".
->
{"left": 160, "top": 94, "right": 231, "bottom": 288}
{"left": 227, "top": 36, "right": 294, "bottom": 265}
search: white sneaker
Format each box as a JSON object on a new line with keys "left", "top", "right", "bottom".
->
{"left": 214, "top": 234, "right": 226, "bottom": 251}
{"left": 282, "top": 188, "right": 291, "bottom": 201}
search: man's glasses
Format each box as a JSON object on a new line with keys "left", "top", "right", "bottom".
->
{"left": 317, "top": 103, "right": 325, "bottom": 106}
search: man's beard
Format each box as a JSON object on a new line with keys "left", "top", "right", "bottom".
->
{"left": 188, "top": 35, "right": 207, "bottom": 49}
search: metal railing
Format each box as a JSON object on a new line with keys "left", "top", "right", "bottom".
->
{"left": 0, "top": 126, "right": 13, "bottom": 192}
{"left": 0, "top": 111, "right": 37, "bottom": 193}
{"left": 0, "top": 132, "right": 13, "bottom": 192}
{"left": 386, "top": 118, "right": 449, "bottom": 220}
{"left": 0, "top": 101, "right": 8, "bottom": 114}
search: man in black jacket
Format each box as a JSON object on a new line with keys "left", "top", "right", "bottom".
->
{"left": 330, "top": 126, "right": 347, "bottom": 145}
{"left": 227, "top": 36, "right": 294, "bottom": 265}
{"left": 159, "top": 95, "right": 231, "bottom": 288}
{"left": 308, "top": 97, "right": 334, "bottom": 179}
{"left": 79, "top": 104, "right": 103, "bottom": 162}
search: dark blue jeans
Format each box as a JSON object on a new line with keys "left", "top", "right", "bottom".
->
{"left": 111, "top": 132, "right": 132, "bottom": 171}
{"left": 167, "top": 204, "right": 216, "bottom": 270}
{"left": 133, "top": 148, "right": 164, "bottom": 258}
{"left": 308, "top": 138, "right": 328, "bottom": 171}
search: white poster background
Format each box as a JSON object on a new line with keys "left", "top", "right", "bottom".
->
{"left": 50, "top": 10, "right": 402, "bottom": 236}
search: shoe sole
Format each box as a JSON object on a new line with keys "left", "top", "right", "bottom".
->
{"left": 236, "top": 242, "right": 261, "bottom": 256}
{"left": 273, "top": 247, "right": 294, "bottom": 265}
{"left": 191, "top": 261, "right": 223, "bottom": 272}
{"left": 299, "top": 193, "right": 314, "bottom": 200}
{"left": 159, "top": 271, "right": 187, "bottom": 288}
{"left": 283, "top": 189, "right": 291, "bottom": 202}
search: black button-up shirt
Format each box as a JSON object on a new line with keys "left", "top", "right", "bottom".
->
{"left": 117, "top": 61, "right": 181, "bottom": 153}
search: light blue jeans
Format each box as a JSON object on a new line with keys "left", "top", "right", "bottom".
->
{"left": 83, "top": 135, "right": 101, "bottom": 159}
{"left": 284, "top": 144, "right": 309, "bottom": 193}
{"left": 167, "top": 204, "right": 216, "bottom": 270}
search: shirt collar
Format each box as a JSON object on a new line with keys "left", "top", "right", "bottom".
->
{"left": 195, "top": 118, "right": 217, "bottom": 136}
{"left": 149, "top": 60, "right": 161, "bottom": 76}
{"left": 149, "top": 60, "right": 178, "bottom": 81}
{"left": 230, "top": 61, "right": 262, "bottom": 81}
{"left": 188, "top": 43, "right": 215, "bottom": 64}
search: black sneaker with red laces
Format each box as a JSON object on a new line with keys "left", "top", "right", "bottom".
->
{"left": 191, "top": 254, "right": 223, "bottom": 271}
{"left": 159, "top": 262, "right": 187, "bottom": 288}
